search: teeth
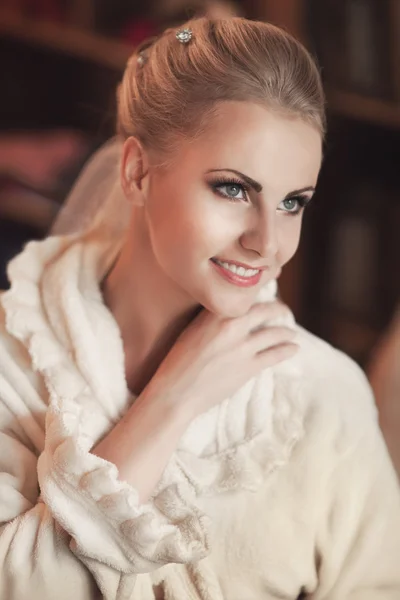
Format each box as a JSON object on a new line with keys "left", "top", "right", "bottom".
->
{"left": 215, "top": 259, "right": 260, "bottom": 278}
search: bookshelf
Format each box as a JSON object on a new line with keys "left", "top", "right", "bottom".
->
{"left": 1, "top": 5, "right": 400, "bottom": 129}
{"left": 0, "top": 8, "right": 132, "bottom": 69}
{"left": 258, "top": 1, "right": 400, "bottom": 130}
{"left": 327, "top": 90, "right": 400, "bottom": 130}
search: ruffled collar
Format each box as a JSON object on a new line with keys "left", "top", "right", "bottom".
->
{"left": 2, "top": 228, "right": 306, "bottom": 499}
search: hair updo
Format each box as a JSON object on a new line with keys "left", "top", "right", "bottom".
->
{"left": 117, "top": 17, "right": 326, "bottom": 157}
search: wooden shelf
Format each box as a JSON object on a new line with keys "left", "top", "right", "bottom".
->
{"left": 327, "top": 89, "right": 400, "bottom": 130}
{"left": 0, "top": 8, "right": 132, "bottom": 70}
{"left": 2, "top": 8, "right": 400, "bottom": 132}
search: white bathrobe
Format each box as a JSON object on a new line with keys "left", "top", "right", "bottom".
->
{"left": 0, "top": 227, "right": 399, "bottom": 600}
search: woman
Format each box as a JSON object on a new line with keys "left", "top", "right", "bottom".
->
{"left": 0, "top": 17, "right": 399, "bottom": 600}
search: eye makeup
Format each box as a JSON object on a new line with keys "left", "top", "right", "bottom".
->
{"left": 208, "top": 176, "right": 251, "bottom": 202}
{"left": 206, "top": 169, "right": 315, "bottom": 215}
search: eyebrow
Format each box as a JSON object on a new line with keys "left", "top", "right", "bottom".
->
{"left": 206, "top": 169, "right": 315, "bottom": 197}
{"left": 206, "top": 168, "right": 263, "bottom": 193}
{"left": 285, "top": 186, "right": 316, "bottom": 198}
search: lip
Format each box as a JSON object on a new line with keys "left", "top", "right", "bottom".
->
{"left": 212, "top": 257, "right": 270, "bottom": 271}
{"left": 210, "top": 258, "right": 263, "bottom": 288}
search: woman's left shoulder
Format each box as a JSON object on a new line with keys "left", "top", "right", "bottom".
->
{"left": 293, "top": 325, "right": 378, "bottom": 433}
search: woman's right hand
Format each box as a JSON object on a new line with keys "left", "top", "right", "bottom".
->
{"left": 145, "top": 301, "right": 299, "bottom": 421}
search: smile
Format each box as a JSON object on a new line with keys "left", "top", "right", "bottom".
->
{"left": 210, "top": 258, "right": 263, "bottom": 288}
{"left": 213, "top": 259, "right": 260, "bottom": 277}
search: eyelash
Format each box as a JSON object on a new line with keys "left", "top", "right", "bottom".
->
{"left": 211, "top": 177, "right": 251, "bottom": 202}
{"left": 210, "top": 177, "right": 311, "bottom": 215}
{"left": 281, "top": 195, "right": 311, "bottom": 215}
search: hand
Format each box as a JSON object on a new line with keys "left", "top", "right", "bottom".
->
{"left": 145, "top": 301, "right": 299, "bottom": 421}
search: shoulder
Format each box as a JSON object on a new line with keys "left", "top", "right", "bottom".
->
{"left": 293, "top": 325, "right": 379, "bottom": 447}
{"left": 296, "top": 325, "right": 372, "bottom": 394}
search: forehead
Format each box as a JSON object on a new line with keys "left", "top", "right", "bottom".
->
{"left": 172, "top": 101, "right": 322, "bottom": 192}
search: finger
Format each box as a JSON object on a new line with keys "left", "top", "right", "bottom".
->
{"left": 248, "top": 326, "right": 297, "bottom": 354}
{"left": 254, "top": 342, "right": 299, "bottom": 369}
{"left": 246, "top": 301, "right": 291, "bottom": 332}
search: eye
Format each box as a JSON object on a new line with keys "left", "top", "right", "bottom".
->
{"left": 278, "top": 196, "right": 309, "bottom": 215}
{"left": 211, "top": 179, "right": 249, "bottom": 202}
{"left": 220, "top": 183, "right": 245, "bottom": 199}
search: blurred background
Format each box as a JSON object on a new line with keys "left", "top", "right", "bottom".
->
{"left": 0, "top": 0, "right": 399, "bottom": 369}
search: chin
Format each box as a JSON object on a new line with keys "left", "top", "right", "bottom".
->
{"left": 202, "top": 291, "right": 259, "bottom": 319}
{"left": 201, "top": 275, "right": 280, "bottom": 317}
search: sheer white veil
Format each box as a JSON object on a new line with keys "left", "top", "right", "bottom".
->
{"left": 51, "top": 137, "right": 130, "bottom": 237}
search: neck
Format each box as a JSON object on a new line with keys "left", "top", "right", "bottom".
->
{"left": 103, "top": 210, "right": 200, "bottom": 395}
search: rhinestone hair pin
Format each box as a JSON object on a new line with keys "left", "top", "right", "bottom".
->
{"left": 176, "top": 28, "right": 193, "bottom": 44}
{"left": 137, "top": 51, "right": 148, "bottom": 66}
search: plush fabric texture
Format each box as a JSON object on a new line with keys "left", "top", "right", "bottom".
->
{"left": 0, "top": 228, "right": 400, "bottom": 600}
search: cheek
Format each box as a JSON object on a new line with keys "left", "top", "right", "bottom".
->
{"left": 277, "top": 218, "right": 302, "bottom": 264}
{"left": 149, "top": 198, "right": 234, "bottom": 261}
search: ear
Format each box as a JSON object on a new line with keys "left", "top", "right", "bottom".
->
{"left": 120, "top": 137, "right": 150, "bottom": 206}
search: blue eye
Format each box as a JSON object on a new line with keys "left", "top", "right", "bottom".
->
{"left": 211, "top": 179, "right": 249, "bottom": 202}
{"left": 278, "top": 196, "right": 309, "bottom": 215}
{"left": 219, "top": 183, "right": 245, "bottom": 199}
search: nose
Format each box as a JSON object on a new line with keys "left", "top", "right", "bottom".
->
{"left": 239, "top": 209, "right": 278, "bottom": 260}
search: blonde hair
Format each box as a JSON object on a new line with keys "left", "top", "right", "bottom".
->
{"left": 117, "top": 17, "right": 325, "bottom": 157}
